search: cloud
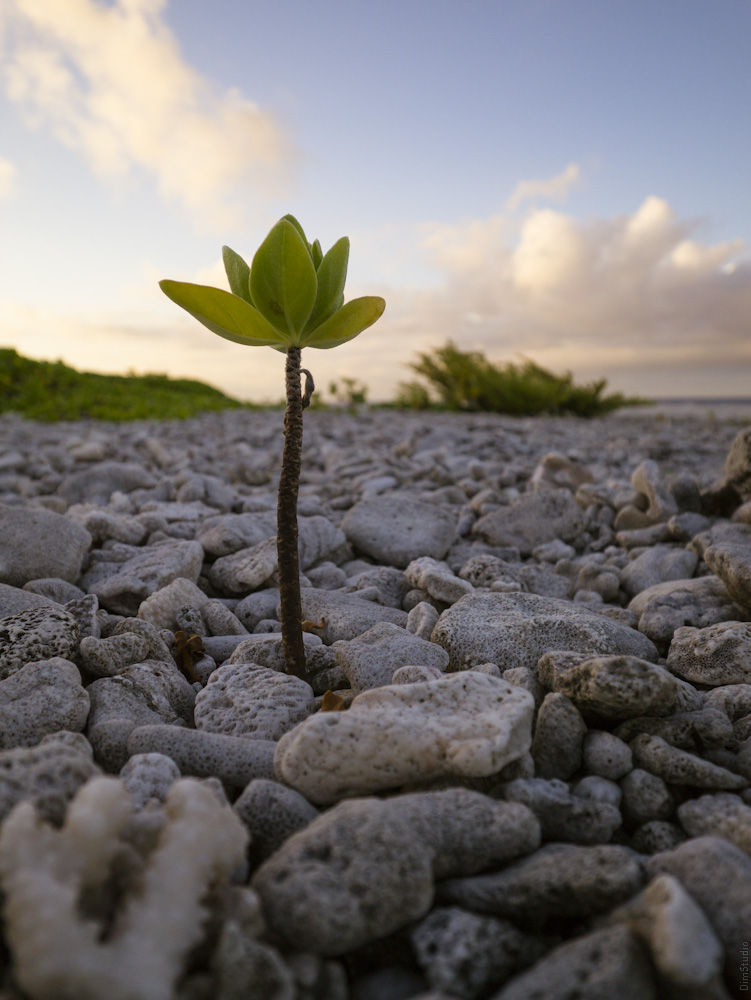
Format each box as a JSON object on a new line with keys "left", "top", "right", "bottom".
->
{"left": 0, "top": 156, "right": 17, "bottom": 199}
{"left": 372, "top": 192, "right": 751, "bottom": 396}
{"left": 0, "top": 0, "right": 296, "bottom": 229}
{"left": 505, "top": 162, "right": 580, "bottom": 212}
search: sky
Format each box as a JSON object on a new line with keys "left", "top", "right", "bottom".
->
{"left": 0, "top": 0, "right": 750, "bottom": 404}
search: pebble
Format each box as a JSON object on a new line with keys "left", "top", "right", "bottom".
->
{"left": 274, "top": 672, "right": 534, "bottom": 804}
{"left": 0, "top": 407, "right": 749, "bottom": 996}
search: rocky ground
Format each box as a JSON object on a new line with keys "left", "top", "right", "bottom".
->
{"left": 0, "top": 405, "right": 750, "bottom": 999}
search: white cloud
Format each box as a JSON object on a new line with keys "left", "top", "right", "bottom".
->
{"left": 379, "top": 192, "right": 751, "bottom": 396}
{"left": 0, "top": 0, "right": 296, "bottom": 229}
{"left": 0, "top": 156, "right": 17, "bottom": 199}
{"left": 505, "top": 162, "right": 580, "bottom": 212}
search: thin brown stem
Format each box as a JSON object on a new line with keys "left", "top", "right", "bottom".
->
{"left": 277, "top": 346, "right": 308, "bottom": 679}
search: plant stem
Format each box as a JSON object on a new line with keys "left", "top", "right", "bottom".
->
{"left": 277, "top": 346, "right": 308, "bottom": 679}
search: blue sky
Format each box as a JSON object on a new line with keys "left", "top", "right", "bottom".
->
{"left": 1, "top": 0, "right": 749, "bottom": 402}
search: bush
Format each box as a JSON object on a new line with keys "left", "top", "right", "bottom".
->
{"left": 0, "top": 348, "right": 254, "bottom": 421}
{"left": 394, "top": 342, "right": 648, "bottom": 417}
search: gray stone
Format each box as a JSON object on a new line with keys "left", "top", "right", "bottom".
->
{"left": 0, "top": 733, "right": 99, "bottom": 824}
{"left": 629, "top": 821, "right": 685, "bottom": 854}
{"left": 667, "top": 621, "right": 751, "bottom": 685}
{"left": 493, "top": 924, "right": 656, "bottom": 1000}
{"left": 614, "top": 709, "right": 734, "bottom": 752}
{"left": 119, "top": 752, "right": 181, "bottom": 807}
{"left": 572, "top": 774, "right": 622, "bottom": 808}
{"left": 582, "top": 730, "right": 634, "bottom": 780}
{"left": 645, "top": 835, "right": 751, "bottom": 990}
{"left": 496, "top": 777, "right": 623, "bottom": 844}
{"left": 440, "top": 842, "right": 643, "bottom": 925}
{"left": 630, "top": 734, "right": 748, "bottom": 790}
{"left": 56, "top": 461, "right": 156, "bottom": 504}
{"left": 333, "top": 622, "right": 449, "bottom": 693}
{"left": 705, "top": 683, "right": 751, "bottom": 722}
{"left": 0, "top": 605, "right": 80, "bottom": 680}
{"left": 405, "top": 557, "right": 474, "bottom": 605}
{"left": 341, "top": 495, "right": 457, "bottom": 568}
{"left": 194, "top": 664, "right": 315, "bottom": 741}
{"left": 473, "top": 488, "right": 586, "bottom": 556}
{"left": 611, "top": 873, "right": 723, "bottom": 988}
{"left": 406, "top": 601, "right": 440, "bottom": 639}
{"left": 233, "top": 778, "right": 320, "bottom": 864}
{"left": 79, "top": 631, "right": 152, "bottom": 677}
{"left": 722, "top": 426, "right": 751, "bottom": 501}
{"left": 23, "top": 577, "right": 87, "bottom": 603}
{"left": 0, "top": 504, "right": 91, "bottom": 587}
{"left": 252, "top": 790, "right": 539, "bottom": 955}
{"left": 0, "top": 582, "right": 56, "bottom": 617}
{"left": 209, "top": 537, "right": 278, "bottom": 593}
{"left": 620, "top": 544, "right": 698, "bottom": 597}
{"left": 620, "top": 768, "right": 675, "bottom": 827}
{"left": 137, "top": 577, "right": 210, "bottom": 630}
{"left": 86, "top": 659, "right": 196, "bottom": 771}
{"left": 0, "top": 657, "right": 89, "bottom": 749}
{"left": 431, "top": 592, "right": 658, "bottom": 672}
{"left": 552, "top": 655, "right": 680, "bottom": 719}
{"left": 631, "top": 459, "right": 679, "bottom": 523}
{"left": 202, "top": 600, "right": 248, "bottom": 636}
{"left": 530, "top": 693, "right": 587, "bottom": 779}
{"left": 629, "top": 576, "right": 749, "bottom": 653}
{"left": 297, "top": 588, "right": 408, "bottom": 643}
{"left": 127, "top": 724, "right": 277, "bottom": 788}
{"left": 677, "top": 792, "right": 751, "bottom": 854}
{"left": 274, "top": 672, "right": 534, "bottom": 804}
{"left": 89, "top": 540, "right": 204, "bottom": 616}
{"left": 410, "top": 907, "right": 543, "bottom": 1000}
{"left": 195, "top": 511, "right": 277, "bottom": 557}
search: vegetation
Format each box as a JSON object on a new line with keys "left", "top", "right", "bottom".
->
{"left": 160, "top": 214, "right": 385, "bottom": 680}
{"left": 395, "top": 341, "right": 648, "bottom": 416}
{"left": 0, "top": 348, "right": 252, "bottom": 421}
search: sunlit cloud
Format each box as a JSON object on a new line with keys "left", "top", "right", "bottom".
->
{"left": 0, "top": 156, "right": 17, "bottom": 199}
{"left": 0, "top": 0, "right": 297, "bottom": 230}
{"left": 505, "top": 162, "right": 580, "bottom": 212}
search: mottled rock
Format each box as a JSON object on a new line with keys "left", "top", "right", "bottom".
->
{"left": 614, "top": 709, "right": 733, "bottom": 752}
{"left": 0, "top": 657, "right": 89, "bottom": 749}
{"left": 620, "top": 544, "right": 698, "bottom": 597}
{"left": 439, "top": 843, "right": 644, "bottom": 923}
{"left": 194, "top": 663, "right": 315, "bottom": 741}
{"left": 410, "top": 907, "right": 543, "bottom": 999}
{"left": 0, "top": 504, "right": 91, "bottom": 587}
{"left": 298, "top": 588, "right": 408, "bottom": 643}
{"left": 127, "top": 724, "right": 277, "bottom": 787}
{"left": 137, "top": 577, "right": 210, "bottom": 630}
{"left": 89, "top": 540, "right": 204, "bottom": 616}
{"left": 432, "top": 592, "right": 657, "bottom": 672}
{"left": 667, "top": 620, "right": 751, "bottom": 685}
{"left": 552, "top": 655, "right": 680, "bottom": 719}
{"left": 677, "top": 792, "right": 751, "bottom": 854}
{"left": 333, "top": 622, "right": 449, "bottom": 693}
{"left": 233, "top": 778, "right": 320, "bottom": 865}
{"left": 473, "top": 489, "right": 586, "bottom": 556}
{"left": 530, "top": 693, "right": 587, "bottom": 779}
{"left": 405, "top": 557, "right": 474, "bottom": 605}
{"left": 0, "top": 606, "right": 79, "bottom": 680}
{"left": 582, "top": 730, "right": 634, "bottom": 780}
{"left": 275, "top": 672, "right": 534, "bottom": 804}
{"left": 620, "top": 768, "right": 675, "bottom": 827}
{"left": 630, "top": 734, "right": 748, "bottom": 790}
{"left": 493, "top": 924, "right": 656, "bottom": 1000}
{"left": 611, "top": 873, "right": 723, "bottom": 987}
{"left": 252, "top": 789, "right": 539, "bottom": 955}
{"left": 341, "top": 495, "right": 457, "bottom": 568}
{"left": 631, "top": 460, "right": 679, "bottom": 523}
{"left": 496, "top": 777, "right": 622, "bottom": 844}
{"left": 57, "top": 461, "right": 156, "bottom": 504}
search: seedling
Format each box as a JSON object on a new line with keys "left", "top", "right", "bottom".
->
{"left": 160, "top": 216, "right": 385, "bottom": 679}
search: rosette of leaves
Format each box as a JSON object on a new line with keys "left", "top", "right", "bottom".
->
{"left": 160, "top": 216, "right": 385, "bottom": 679}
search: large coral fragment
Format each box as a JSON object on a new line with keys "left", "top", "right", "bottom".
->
{"left": 0, "top": 776, "right": 248, "bottom": 1000}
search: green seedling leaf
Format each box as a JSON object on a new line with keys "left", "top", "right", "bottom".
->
{"left": 304, "top": 236, "right": 350, "bottom": 333}
{"left": 303, "top": 296, "right": 386, "bottom": 349}
{"left": 250, "top": 219, "right": 318, "bottom": 340}
{"left": 159, "top": 280, "right": 289, "bottom": 347}
{"left": 311, "top": 239, "right": 323, "bottom": 270}
{"left": 281, "top": 214, "right": 309, "bottom": 249}
{"left": 222, "top": 246, "right": 253, "bottom": 305}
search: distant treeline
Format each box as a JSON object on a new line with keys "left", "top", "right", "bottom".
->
{"left": 0, "top": 343, "right": 648, "bottom": 421}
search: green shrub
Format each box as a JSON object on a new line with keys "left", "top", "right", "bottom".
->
{"left": 394, "top": 341, "right": 648, "bottom": 416}
{"left": 0, "top": 348, "right": 252, "bottom": 421}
